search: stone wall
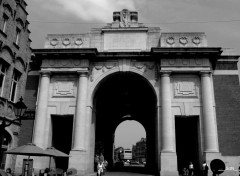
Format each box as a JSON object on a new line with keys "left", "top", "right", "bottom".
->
{"left": 213, "top": 75, "right": 240, "bottom": 156}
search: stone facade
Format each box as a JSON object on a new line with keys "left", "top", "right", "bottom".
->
{"left": 132, "top": 138, "right": 146, "bottom": 163}
{"left": 25, "top": 9, "right": 240, "bottom": 176}
{"left": 0, "top": 0, "right": 31, "bottom": 171}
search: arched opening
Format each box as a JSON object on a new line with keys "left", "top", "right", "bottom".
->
{"left": 114, "top": 120, "right": 146, "bottom": 168}
{"left": 93, "top": 72, "right": 157, "bottom": 174}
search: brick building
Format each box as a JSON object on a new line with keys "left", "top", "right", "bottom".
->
{"left": 26, "top": 9, "right": 240, "bottom": 176}
{"left": 132, "top": 138, "right": 146, "bottom": 163}
{"left": 0, "top": 0, "right": 31, "bottom": 170}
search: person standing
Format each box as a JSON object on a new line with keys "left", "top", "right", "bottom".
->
{"left": 182, "top": 167, "right": 189, "bottom": 176}
{"left": 100, "top": 153, "right": 104, "bottom": 163}
{"left": 202, "top": 161, "right": 209, "bottom": 176}
{"left": 103, "top": 160, "right": 108, "bottom": 175}
{"left": 238, "top": 165, "right": 240, "bottom": 176}
{"left": 97, "top": 161, "right": 105, "bottom": 176}
{"left": 189, "top": 162, "right": 194, "bottom": 176}
{"left": 94, "top": 154, "right": 100, "bottom": 171}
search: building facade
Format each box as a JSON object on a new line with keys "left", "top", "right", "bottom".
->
{"left": 27, "top": 9, "right": 240, "bottom": 176}
{"left": 0, "top": 0, "right": 31, "bottom": 170}
{"left": 132, "top": 138, "right": 146, "bottom": 163}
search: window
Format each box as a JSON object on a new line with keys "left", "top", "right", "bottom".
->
{"left": 9, "top": 69, "right": 21, "bottom": 102}
{"left": 15, "top": 28, "right": 21, "bottom": 45}
{"left": 1, "top": 14, "right": 8, "bottom": 34}
{"left": 0, "top": 61, "right": 8, "bottom": 97}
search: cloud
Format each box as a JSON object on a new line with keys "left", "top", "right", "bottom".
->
{"left": 43, "top": 0, "right": 137, "bottom": 22}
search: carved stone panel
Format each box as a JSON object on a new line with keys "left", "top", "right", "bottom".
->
{"left": 103, "top": 32, "right": 147, "bottom": 51}
{"left": 173, "top": 77, "right": 200, "bottom": 98}
{"left": 53, "top": 81, "right": 75, "bottom": 97}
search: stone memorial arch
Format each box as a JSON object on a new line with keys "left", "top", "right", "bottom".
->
{"left": 28, "top": 9, "right": 240, "bottom": 176}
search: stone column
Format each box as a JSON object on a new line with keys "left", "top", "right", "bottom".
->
{"left": 201, "top": 71, "right": 219, "bottom": 152}
{"left": 161, "top": 71, "right": 174, "bottom": 152}
{"left": 33, "top": 71, "right": 51, "bottom": 148}
{"left": 69, "top": 71, "right": 89, "bottom": 175}
{"left": 160, "top": 71, "right": 178, "bottom": 176}
{"left": 72, "top": 71, "right": 88, "bottom": 150}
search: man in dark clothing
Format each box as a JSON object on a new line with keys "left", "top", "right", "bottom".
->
{"left": 202, "top": 161, "right": 209, "bottom": 176}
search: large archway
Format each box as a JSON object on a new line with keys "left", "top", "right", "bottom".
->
{"left": 93, "top": 72, "right": 157, "bottom": 174}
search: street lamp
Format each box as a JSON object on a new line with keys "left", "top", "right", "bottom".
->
{"left": 14, "top": 97, "right": 27, "bottom": 119}
{"left": 0, "top": 97, "right": 33, "bottom": 165}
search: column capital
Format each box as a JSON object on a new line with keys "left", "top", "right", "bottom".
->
{"left": 160, "top": 71, "right": 172, "bottom": 77}
{"left": 39, "top": 71, "right": 51, "bottom": 77}
{"left": 200, "top": 71, "right": 212, "bottom": 77}
{"left": 77, "top": 70, "right": 89, "bottom": 77}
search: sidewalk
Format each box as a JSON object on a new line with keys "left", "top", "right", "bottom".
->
{"left": 97, "top": 172, "right": 155, "bottom": 176}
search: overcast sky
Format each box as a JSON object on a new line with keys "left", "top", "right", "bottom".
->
{"left": 25, "top": 0, "right": 240, "bottom": 148}
{"left": 26, "top": 0, "right": 240, "bottom": 54}
{"left": 115, "top": 120, "right": 146, "bottom": 149}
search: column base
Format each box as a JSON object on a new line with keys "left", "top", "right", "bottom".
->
{"left": 160, "top": 152, "right": 178, "bottom": 176}
{"left": 203, "top": 152, "right": 222, "bottom": 163}
{"left": 69, "top": 150, "right": 92, "bottom": 176}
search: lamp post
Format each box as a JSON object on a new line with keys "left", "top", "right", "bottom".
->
{"left": 0, "top": 97, "right": 33, "bottom": 166}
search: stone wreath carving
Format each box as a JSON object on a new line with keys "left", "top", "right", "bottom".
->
{"left": 179, "top": 37, "right": 188, "bottom": 45}
{"left": 166, "top": 37, "right": 175, "bottom": 45}
{"left": 192, "top": 36, "right": 201, "bottom": 45}
{"left": 75, "top": 38, "right": 83, "bottom": 46}
{"left": 50, "top": 38, "right": 59, "bottom": 46}
{"left": 62, "top": 38, "right": 71, "bottom": 46}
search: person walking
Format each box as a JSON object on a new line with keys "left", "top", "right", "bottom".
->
{"left": 189, "top": 162, "right": 194, "bottom": 176}
{"left": 202, "top": 161, "right": 209, "bottom": 176}
{"left": 97, "top": 161, "right": 105, "bottom": 176}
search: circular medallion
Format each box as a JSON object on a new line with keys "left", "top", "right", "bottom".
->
{"left": 61, "top": 59, "right": 68, "bottom": 66}
{"left": 50, "top": 38, "right": 59, "bottom": 46}
{"left": 179, "top": 37, "right": 188, "bottom": 45}
{"left": 73, "top": 59, "right": 81, "bottom": 66}
{"left": 49, "top": 59, "right": 55, "bottom": 66}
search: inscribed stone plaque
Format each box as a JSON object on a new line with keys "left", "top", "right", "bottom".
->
{"left": 104, "top": 32, "right": 147, "bottom": 51}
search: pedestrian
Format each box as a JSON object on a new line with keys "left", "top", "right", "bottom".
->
{"left": 238, "top": 165, "right": 240, "bottom": 176}
{"left": 100, "top": 153, "right": 104, "bottom": 163}
{"left": 44, "top": 168, "right": 50, "bottom": 176}
{"left": 31, "top": 168, "right": 36, "bottom": 176}
{"left": 6, "top": 168, "right": 12, "bottom": 176}
{"left": 182, "top": 167, "right": 189, "bottom": 176}
{"left": 202, "top": 161, "right": 209, "bottom": 176}
{"left": 94, "top": 154, "right": 100, "bottom": 171}
{"left": 103, "top": 160, "right": 108, "bottom": 175}
{"left": 189, "top": 162, "right": 194, "bottom": 176}
{"left": 97, "top": 161, "right": 105, "bottom": 176}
